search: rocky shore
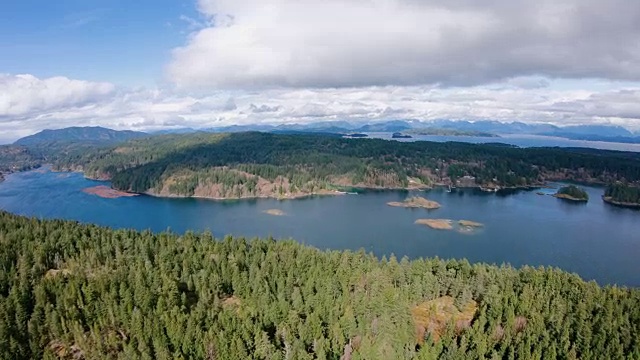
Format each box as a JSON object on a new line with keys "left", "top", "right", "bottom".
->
{"left": 83, "top": 186, "right": 139, "bottom": 199}
{"left": 602, "top": 196, "right": 640, "bottom": 209}
{"left": 388, "top": 196, "right": 441, "bottom": 209}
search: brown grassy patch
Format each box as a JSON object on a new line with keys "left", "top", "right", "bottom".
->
{"left": 45, "top": 269, "right": 71, "bottom": 279}
{"left": 411, "top": 296, "right": 477, "bottom": 344}
{"left": 222, "top": 295, "right": 242, "bottom": 308}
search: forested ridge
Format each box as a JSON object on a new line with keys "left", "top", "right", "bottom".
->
{"left": 49, "top": 132, "right": 640, "bottom": 199}
{"left": 0, "top": 212, "right": 638, "bottom": 359}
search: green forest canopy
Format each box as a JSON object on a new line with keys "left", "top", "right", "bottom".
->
{"left": 50, "top": 132, "right": 640, "bottom": 196}
{"left": 556, "top": 185, "right": 589, "bottom": 201}
{"left": 605, "top": 183, "right": 640, "bottom": 205}
{"left": 0, "top": 212, "right": 638, "bottom": 359}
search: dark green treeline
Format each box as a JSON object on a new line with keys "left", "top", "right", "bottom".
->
{"left": 0, "top": 212, "right": 638, "bottom": 359}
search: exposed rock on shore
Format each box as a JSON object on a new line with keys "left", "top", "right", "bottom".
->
{"left": 414, "top": 219, "right": 453, "bottom": 230}
{"left": 83, "top": 186, "right": 139, "bottom": 199}
{"left": 388, "top": 196, "right": 441, "bottom": 209}
{"left": 415, "top": 218, "right": 485, "bottom": 234}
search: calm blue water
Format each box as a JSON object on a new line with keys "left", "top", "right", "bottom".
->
{"left": 366, "top": 133, "right": 640, "bottom": 152}
{"left": 1, "top": 168, "right": 639, "bottom": 286}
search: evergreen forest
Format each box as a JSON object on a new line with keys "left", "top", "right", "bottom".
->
{"left": 0, "top": 212, "right": 638, "bottom": 359}
{"left": 48, "top": 132, "right": 640, "bottom": 198}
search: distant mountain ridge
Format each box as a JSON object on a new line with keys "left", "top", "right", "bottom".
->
{"left": 16, "top": 121, "right": 640, "bottom": 145}
{"left": 15, "top": 126, "right": 148, "bottom": 146}
{"left": 160, "top": 120, "right": 638, "bottom": 137}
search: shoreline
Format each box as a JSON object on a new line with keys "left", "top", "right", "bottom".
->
{"left": 6, "top": 167, "right": 633, "bottom": 203}
{"left": 552, "top": 193, "right": 588, "bottom": 202}
{"left": 142, "top": 189, "right": 349, "bottom": 201}
{"left": 602, "top": 196, "right": 640, "bottom": 209}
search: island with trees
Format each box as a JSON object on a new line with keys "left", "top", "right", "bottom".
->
{"left": 42, "top": 132, "right": 640, "bottom": 200}
{"left": 553, "top": 185, "right": 590, "bottom": 202}
{"left": 0, "top": 211, "right": 638, "bottom": 359}
{"left": 603, "top": 182, "right": 640, "bottom": 208}
{"left": 391, "top": 132, "right": 412, "bottom": 138}
{"left": 387, "top": 196, "right": 441, "bottom": 209}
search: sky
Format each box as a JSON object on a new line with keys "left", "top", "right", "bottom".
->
{"left": 2, "top": 0, "right": 640, "bottom": 143}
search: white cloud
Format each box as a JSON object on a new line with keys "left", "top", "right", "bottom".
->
{"left": 168, "top": 0, "right": 640, "bottom": 89}
{"left": 2, "top": 73, "right": 640, "bottom": 144}
{"left": 0, "top": 74, "right": 114, "bottom": 117}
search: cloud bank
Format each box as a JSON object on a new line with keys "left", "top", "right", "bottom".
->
{"left": 2, "top": 73, "right": 640, "bottom": 143}
{"left": 168, "top": 0, "right": 640, "bottom": 88}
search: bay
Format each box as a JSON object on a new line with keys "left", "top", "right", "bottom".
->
{"left": 366, "top": 132, "right": 640, "bottom": 152}
{"left": 0, "top": 168, "right": 638, "bottom": 286}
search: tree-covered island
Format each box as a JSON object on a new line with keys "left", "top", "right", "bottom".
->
{"left": 553, "top": 185, "right": 590, "bottom": 202}
{"left": 44, "top": 132, "right": 640, "bottom": 200}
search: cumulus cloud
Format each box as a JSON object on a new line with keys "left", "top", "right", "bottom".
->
{"left": 2, "top": 73, "right": 640, "bottom": 143}
{"left": 167, "top": 0, "right": 640, "bottom": 89}
{"left": 0, "top": 74, "right": 114, "bottom": 117}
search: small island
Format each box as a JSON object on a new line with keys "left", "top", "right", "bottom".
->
{"left": 458, "top": 220, "right": 484, "bottom": 234}
{"left": 392, "top": 132, "right": 412, "bottom": 139}
{"left": 83, "top": 186, "right": 139, "bottom": 199}
{"left": 603, "top": 183, "right": 640, "bottom": 208}
{"left": 388, "top": 196, "right": 441, "bottom": 209}
{"left": 459, "top": 220, "right": 484, "bottom": 227}
{"left": 415, "top": 218, "right": 485, "bottom": 234}
{"left": 263, "top": 209, "right": 286, "bottom": 216}
{"left": 553, "top": 185, "right": 589, "bottom": 202}
{"left": 415, "top": 219, "right": 453, "bottom": 230}
{"left": 344, "top": 133, "right": 368, "bottom": 138}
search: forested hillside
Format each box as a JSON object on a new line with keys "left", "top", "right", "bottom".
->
{"left": 14, "top": 126, "right": 147, "bottom": 146}
{"left": 0, "top": 212, "right": 638, "bottom": 359}
{"left": 52, "top": 132, "right": 640, "bottom": 199}
{"left": 0, "top": 145, "right": 43, "bottom": 174}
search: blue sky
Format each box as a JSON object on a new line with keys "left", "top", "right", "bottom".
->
{"left": 1, "top": 0, "right": 640, "bottom": 143}
{"left": 0, "top": 0, "right": 197, "bottom": 86}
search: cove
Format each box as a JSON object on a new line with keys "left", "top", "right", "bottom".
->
{"left": 0, "top": 168, "right": 638, "bottom": 287}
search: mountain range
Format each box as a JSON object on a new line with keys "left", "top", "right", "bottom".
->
{"left": 13, "top": 121, "right": 640, "bottom": 145}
